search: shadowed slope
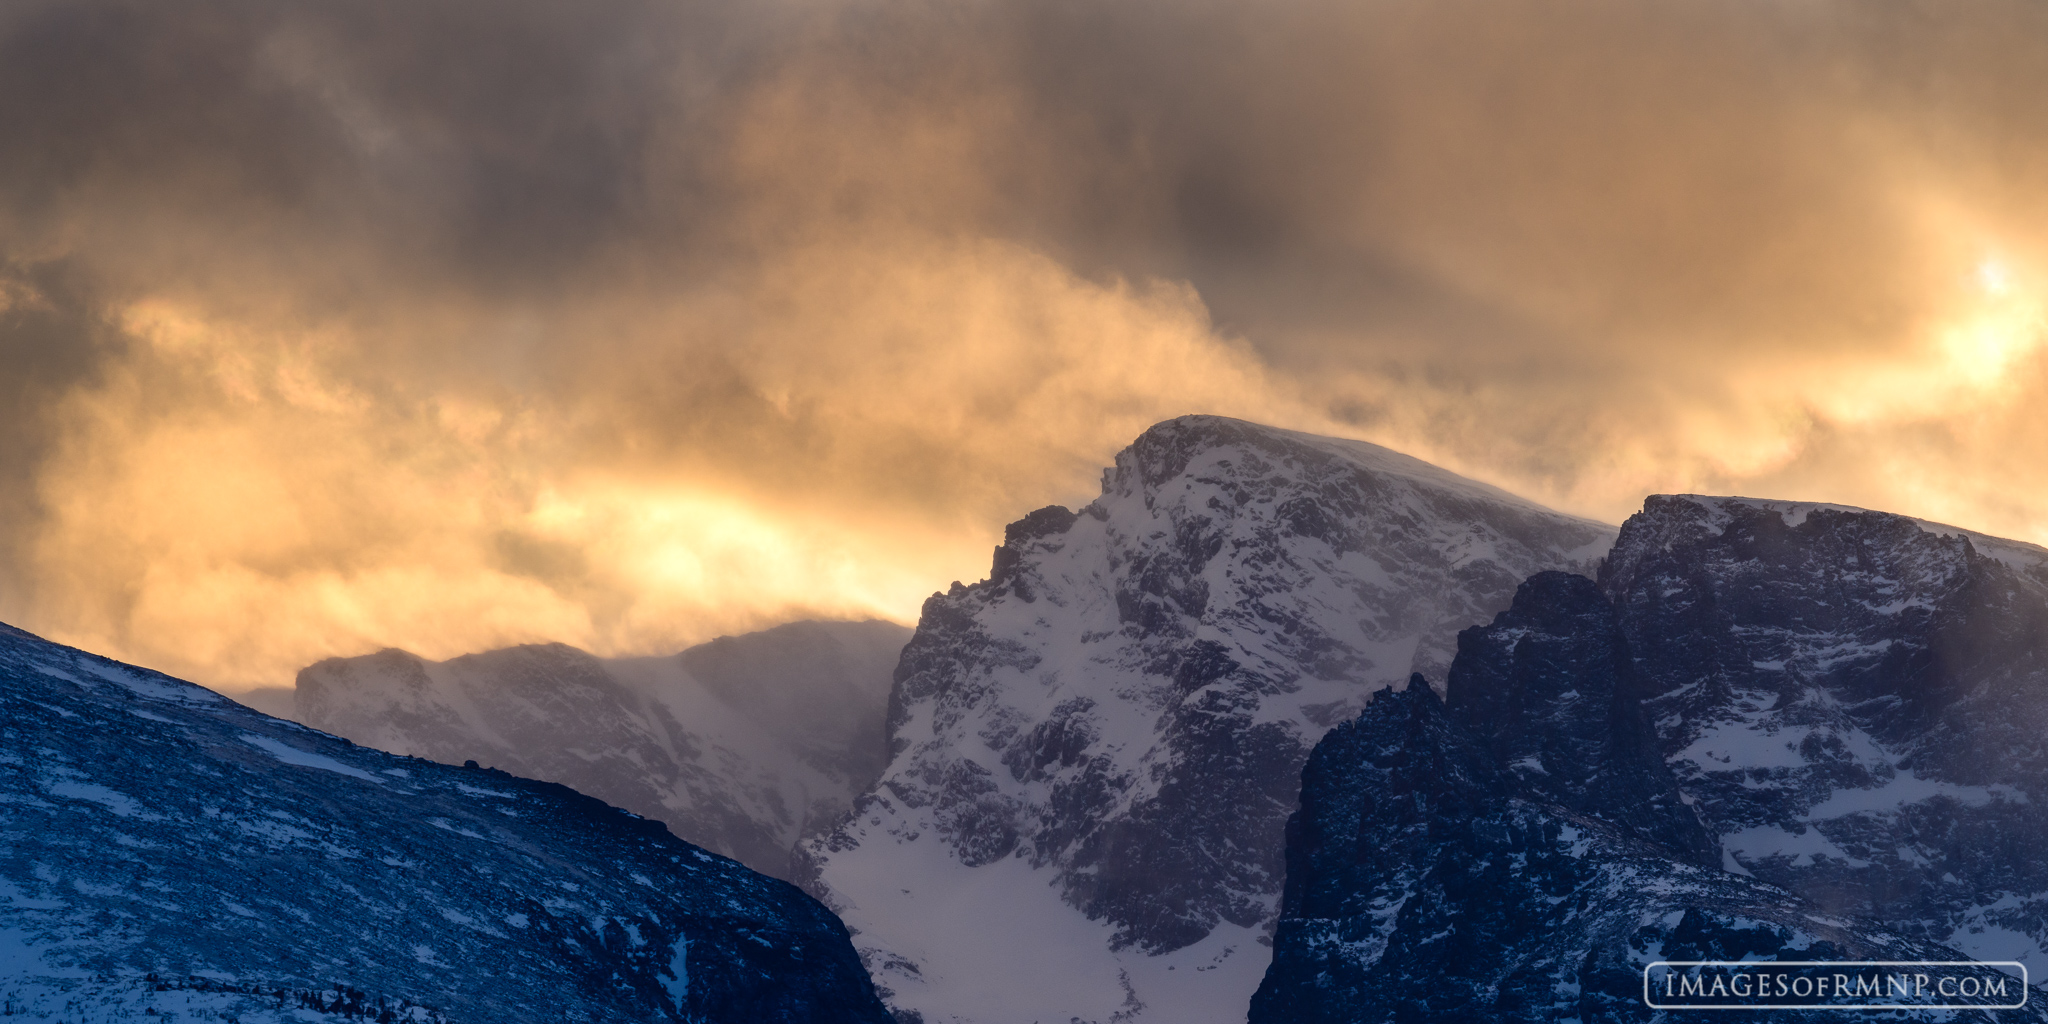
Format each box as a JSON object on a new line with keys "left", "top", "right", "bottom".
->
{"left": 0, "top": 621, "right": 892, "bottom": 1023}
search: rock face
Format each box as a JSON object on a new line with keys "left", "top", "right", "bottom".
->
{"left": 800, "top": 415, "right": 1615, "bottom": 1023}
{"left": 296, "top": 619, "right": 909, "bottom": 879}
{"left": 1252, "top": 495, "right": 2048, "bottom": 1021}
{"left": 1250, "top": 670, "right": 1989, "bottom": 1023}
{"left": 1443, "top": 572, "right": 1718, "bottom": 869}
{"left": 1602, "top": 496, "right": 2048, "bottom": 968}
{"left": 0, "top": 620, "right": 892, "bottom": 1023}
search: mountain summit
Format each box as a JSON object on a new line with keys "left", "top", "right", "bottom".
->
{"left": 800, "top": 415, "right": 1615, "bottom": 1023}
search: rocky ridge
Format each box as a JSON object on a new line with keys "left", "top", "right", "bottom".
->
{"left": 1250, "top": 493, "right": 2048, "bottom": 1021}
{"left": 1603, "top": 495, "right": 2048, "bottom": 969}
{"left": 0, "top": 620, "right": 892, "bottom": 1023}
{"left": 1251, "top": 664, "right": 2013, "bottom": 1022}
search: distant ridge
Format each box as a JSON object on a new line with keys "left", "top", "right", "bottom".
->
{"left": 294, "top": 618, "right": 909, "bottom": 878}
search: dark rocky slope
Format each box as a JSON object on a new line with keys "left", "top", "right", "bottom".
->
{"left": 1602, "top": 497, "right": 2048, "bottom": 967}
{"left": 0, "top": 621, "right": 892, "bottom": 1023}
{"left": 1252, "top": 572, "right": 2037, "bottom": 1022}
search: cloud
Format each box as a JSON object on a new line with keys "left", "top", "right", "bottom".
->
{"left": 21, "top": 237, "right": 1309, "bottom": 686}
{"left": 5, "top": 0, "right": 2048, "bottom": 687}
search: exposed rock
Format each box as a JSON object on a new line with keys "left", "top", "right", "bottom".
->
{"left": 1251, "top": 678, "right": 2009, "bottom": 1022}
{"left": 1445, "top": 571, "right": 1717, "bottom": 868}
{"left": 1252, "top": 496, "right": 2048, "bottom": 1021}
{"left": 1603, "top": 496, "right": 2048, "bottom": 968}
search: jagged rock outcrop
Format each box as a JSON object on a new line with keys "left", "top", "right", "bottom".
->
{"left": 1443, "top": 571, "right": 1718, "bottom": 868}
{"left": 800, "top": 415, "right": 1615, "bottom": 1023}
{"left": 0, "top": 621, "right": 892, "bottom": 1023}
{"left": 1250, "top": 678, "right": 2005, "bottom": 1022}
{"left": 1602, "top": 496, "right": 2048, "bottom": 967}
{"left": 1252, "top": 496, "right": 2048, "bottom": 1022}
{"left": 1251, "top": 570, "right": 2041, "bottom": 1022}
{"left": 295, "top": 619, "right": 909, "bottom": 878}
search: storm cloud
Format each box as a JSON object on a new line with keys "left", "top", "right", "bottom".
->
{"left": 4, "top": 0, "right": 2046, "bottom": 689}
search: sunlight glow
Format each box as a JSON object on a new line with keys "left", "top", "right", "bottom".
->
{"left": 1939, "top": 294, "right": 2045, "bottom": 389}
{"left": 1980, "top": 258, "right": 2013, "bottom": 295}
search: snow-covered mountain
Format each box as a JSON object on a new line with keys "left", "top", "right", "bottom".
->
{"left": 0, "top": 620, "right": 891, "bottom": 1023}
{"left": 296, "top": 619, "right": 909, "bottom": 879}
{"left": 1250, "top": 574, "right": 2026, "bottom": 1022}
{"left": 1603, "top": 495, "right": 2048, "bottom": 971}
{"left": 799, "top": 415, "right": 1616, "bottom": 1023}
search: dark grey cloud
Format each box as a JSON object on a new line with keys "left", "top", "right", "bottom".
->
{"left": 0, "top": 259, "right": 126, "bottom": 619}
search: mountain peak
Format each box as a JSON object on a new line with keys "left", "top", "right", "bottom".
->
{"left": 1618, "top": 493, "right": 2048, "bottom": 577}
{"left": 1598, "top": 493, "right": 2048, "bottom": 967}
{"left": 1113, "top": 415, "right": 1594, "bottom": 521}
{"left": 804, "top": 418, "right": 1617, "bottom": 1023}
{"left": 1253, "top": 586, "right": 1974, "bottom": 1023}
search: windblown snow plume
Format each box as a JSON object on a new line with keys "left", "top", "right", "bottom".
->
{"left": 295, "top": 619, "right": 908, "bottom": 878}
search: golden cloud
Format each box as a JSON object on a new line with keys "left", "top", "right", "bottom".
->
{"left": 5, "top": 0, "right": 2048, "bottom": 690}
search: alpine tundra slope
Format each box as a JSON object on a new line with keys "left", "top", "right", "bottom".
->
{"left": 0, "top": 621, "right": 891, "bottom": 1023}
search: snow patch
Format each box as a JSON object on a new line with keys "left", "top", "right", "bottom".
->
{"left": 1805, "top": 771, "right": 2021, "bottom": 820}
{"left": 1721, "top": 824, "right": 1869, "bottom": 869}
{"left": 827, "top": 829, "right": 1275, "bottom": 1023}
{"left": 663, "top": 935, "right": 690, "bottom": 1007}
{"left": 240, "top": 735, "right": 380, "bottom": 782}
{"left": 85, "top": 660, "right": 222, "bottom": 706}
{"left": 44, "top": 780, "right": 143, "bottom": 817}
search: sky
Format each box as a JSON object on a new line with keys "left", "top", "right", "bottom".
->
{"left": 4, "top": 0, "right": 2047, "bottom": 692}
